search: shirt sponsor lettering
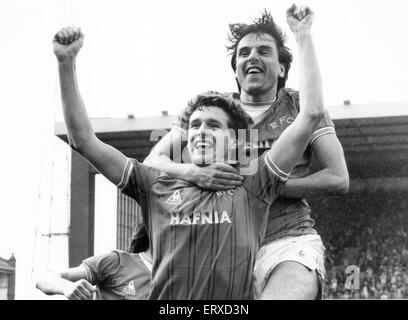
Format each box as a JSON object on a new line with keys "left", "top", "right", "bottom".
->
{"left": 170, "top": 211, "right": 232, "bottom": 225}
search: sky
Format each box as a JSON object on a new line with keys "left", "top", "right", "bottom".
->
{"left": 0, "top": 0, "right": 407, "bottom": 299}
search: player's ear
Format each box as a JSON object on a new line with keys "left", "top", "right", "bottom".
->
{"left": 278, "top": 63, "right": 285, "bottom": 78}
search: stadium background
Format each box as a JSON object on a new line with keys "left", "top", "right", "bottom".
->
{"left": 1, "top": 0, "right": 408, "bottom": 300}
{"left": 53, "top": 110, "right": 408, "bottom": 300}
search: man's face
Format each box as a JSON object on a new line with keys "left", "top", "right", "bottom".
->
{"left": 235, "top": 33, "right": 285, "bottom": 99}
{"left": 187, "top": 106, "right": 236, "bottom": 165}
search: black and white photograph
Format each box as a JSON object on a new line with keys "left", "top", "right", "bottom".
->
{"left": 0, "top": 0, "right": 407, "bottom": 305}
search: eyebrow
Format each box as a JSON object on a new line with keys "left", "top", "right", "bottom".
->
{"left": 258, "top": 45, "right": 273, "bottom": 51}
{"left": 189, "top": 118, "right": 223, "bottom": 127}
{"left": 189, "top": 118, "right": 201, "bottom": 126}
{"left": 206, "top": 118, "right": 223, "bottom": 127}
{"left": 238, "top": 44, "right": 274, "bottom": 52}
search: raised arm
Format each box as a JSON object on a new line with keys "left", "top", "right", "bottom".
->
{"left": 275, "top": 6, "right": 349, "bottom": 198}
{"left": 53, "top": 27, "right": 127, "bottom": 185}
{"left": 36, "top": 267, "right": 96, "bottom": 300}
{"left": 267, "top": 5, "right": 324, "bottom": 173}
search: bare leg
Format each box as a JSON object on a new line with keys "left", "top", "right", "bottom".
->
{"left": 260, "top": 261, "right": 319, "bottom": 300}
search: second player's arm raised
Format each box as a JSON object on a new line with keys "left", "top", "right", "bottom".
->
{"left": 266, "top": 6, "right": 324, "bottom": 173}
{"left": 275, "top": 5, "right": 349, "bottom": 197}
{"left": 53, "top": 27, "right": 127, "bottom": 185}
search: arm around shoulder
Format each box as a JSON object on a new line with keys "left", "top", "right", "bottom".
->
{"left": 311, "top": 133, "right": 349, "bottom": 195}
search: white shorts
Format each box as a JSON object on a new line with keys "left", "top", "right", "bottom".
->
{"left": 253, "top": 234, "right": 326, "bottom": 299}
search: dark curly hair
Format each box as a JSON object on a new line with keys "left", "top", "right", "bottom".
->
{"left": 227, "top": 10, "right": 293, "bottom": 94}
{"left": 128, "top": 215, "right": 149, "bottom": 253}
{"left": 178, "top": 91, "right": 253, "bottom": 132}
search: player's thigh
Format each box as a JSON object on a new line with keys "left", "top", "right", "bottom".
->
{"left": 261, "top": 260, "right": 319, "bottom": 300}
{"left": 253, "top": 235, "right": 325, "bottom": 299}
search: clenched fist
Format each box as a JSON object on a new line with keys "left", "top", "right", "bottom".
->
{"left": 53, "top": 26, "right": 84, "bottom": 62}
{"left": 62, "top": 278, "right": 96, "bottom": 300}
{"left": 286, "top": 4, "right": 315, "bottom": 34}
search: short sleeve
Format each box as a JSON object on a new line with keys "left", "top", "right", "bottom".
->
{"left": 171, "top": 125, "right": 187, "bottom": 139}
{"left": 244, "top": 152, "right": 288, "bottom": 205}
{"left": 310, "top": 110, "right": 336, "bottom": 145}
{"left": 286, "top": 88, "right": 336, "bottom": 145}
{"left": 171, "top": 107, "right": 188, "bottom": 139}
{"left": 117, "top": 158, "right": 162, "bottom": 204}
{"left": 81, "top": 252, "right": 121, "bottom": 285}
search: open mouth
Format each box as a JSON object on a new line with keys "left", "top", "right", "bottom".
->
{"left": 246, "top": 66, "right": 263, "bottom": 75}
{"left": 194, "top": 140, "right": 213, "bottom": 150}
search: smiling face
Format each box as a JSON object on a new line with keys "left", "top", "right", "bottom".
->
{"left": 187, "top": 106, "right": 236, "bottom": 165}
{"left": 235, "top": 33, "right": 285, "bottom": 102}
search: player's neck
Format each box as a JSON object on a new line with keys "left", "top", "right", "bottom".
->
{"left": 240, "top": 89, "right": 277, "bottom": 104}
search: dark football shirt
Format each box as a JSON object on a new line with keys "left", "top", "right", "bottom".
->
{"left": 81, "top": 250, "right": 151, "bottom": 300}
{"left": 118, "top": 153, "right": 286, "bottom": 299}
{"left": 240, "top": 88, "right": 335, "bottom": 243}
{"left": 175, "top": 88, "right": 336, "bottom": 244}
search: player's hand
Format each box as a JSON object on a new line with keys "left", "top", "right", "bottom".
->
{"left": 286, "top": 4, "right": 314, "bottom": 34}
{"left": 62, "top": 279, "right": 96, "bottom": 300}
{"left": 188, "top": 163, "right": 244, "bottom": 190}
{"left": 53, "top": 26, "right": 84, "bottom": 62}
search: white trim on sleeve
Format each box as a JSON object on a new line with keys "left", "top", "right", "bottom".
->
{"left": 310, "top": 126, "right": 335, "bottom": 145}
{"left": 140, "top": 252, "right": 153, "bottom": 272}
{"left": 264, "top": 152, "right": 290, "bottom": 181}
{"left": 117, "top": 158, "right": 134, "bottom": 190}
{"left": 80, "top": 263, "right": 94, "bottom": 284}
{"left": 172, "top": 125, "right": 187, "bottom": 139}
